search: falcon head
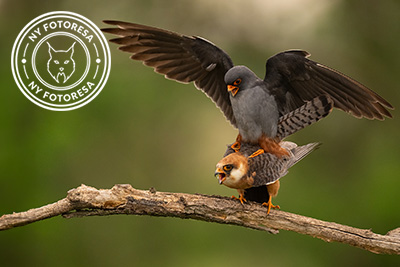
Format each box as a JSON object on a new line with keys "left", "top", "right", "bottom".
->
{"left": 224, "top": 66, "right": 259, "bottom": 97}
{"left": 214, "top": 152, "right": 252, "bottom": 189}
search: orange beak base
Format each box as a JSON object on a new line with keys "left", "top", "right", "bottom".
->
{"left": 227, "top": 84, "right": 239, "bottom": 96}
{"left": 215, "top": 168, "right": 226, "bottom": 185}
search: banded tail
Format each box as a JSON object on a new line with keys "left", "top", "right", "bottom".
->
{"left": 276, "top": 95, "right": 333, "bottom": 140}
{"left": 281, "top": 141, "right": 321, "bottom": 169}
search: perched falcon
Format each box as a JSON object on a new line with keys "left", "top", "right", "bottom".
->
{"left": 102, "top": 21, "right": 393, "bottom": 157}
{"left": 215, "top": 141, "right": 320, "bottom": 214}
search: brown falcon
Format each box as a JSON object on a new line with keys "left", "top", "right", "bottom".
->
{"left": 102, "top": 21, "right": 393, "bottom": 157}
{"left": 215, "top": 141, "right": 320, "bottom": 214}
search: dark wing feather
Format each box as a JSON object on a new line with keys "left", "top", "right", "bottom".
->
{"left": 264, "top": 50, "right": 393, "bottom": 119}
{"left": 102, "top": 21, "right": 236, "bottom": 126}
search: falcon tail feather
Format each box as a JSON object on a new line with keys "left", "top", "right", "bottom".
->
{"left": 276, "top": 95, "right": 333, "bottom": 140}
{"left": 287, "top": 142, "right": 321, "bottom": 168}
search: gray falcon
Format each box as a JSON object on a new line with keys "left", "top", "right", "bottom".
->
{"left": 102, "top": 21, "right": 393, "bottom": 157}
{"left": 215, "top": 141, "right": 320, "bottom": 214}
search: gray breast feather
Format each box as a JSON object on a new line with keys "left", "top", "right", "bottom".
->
{"left": 230, "top": 86, "right": 279, "bottom": 141}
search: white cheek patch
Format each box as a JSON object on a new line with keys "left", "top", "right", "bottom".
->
{"left": 230, "top": 168, "right": 245, "bottom": 182}
{"left": 224, "top": 163, "right": 246, "bottom": 187}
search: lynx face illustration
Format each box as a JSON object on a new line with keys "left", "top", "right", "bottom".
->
{"left": 47, "top": 42, "right": 76, "bottom": 83}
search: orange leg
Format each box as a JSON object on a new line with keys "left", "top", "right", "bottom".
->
{"left": 262, "top": 195, "right": 280, "bottom": 215}
{"left": 259, "top": 135, "right": 289, "bottom": 158}
{"left": 248, "top": 149, "right": 265, "bottom": 158}
{"left": 231, "top": 193, "right": 247, "bottom": 204}
{"left": 231, "top": 134, "right": 242, "bottom": 152}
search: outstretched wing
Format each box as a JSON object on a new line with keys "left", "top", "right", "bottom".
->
{"left": 264, "top": 50, "right": 393, "bottom": 119}
{"left": 102, "top": 21, "right": 236, "bottom": 126}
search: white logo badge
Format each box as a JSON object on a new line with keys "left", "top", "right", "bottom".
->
{"left": 11, "top": 11, "right": 111, "bottom": 111}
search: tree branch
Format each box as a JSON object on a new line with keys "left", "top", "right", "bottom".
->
{"left": 1, "top": 184, "right": 399, "bottom": 255}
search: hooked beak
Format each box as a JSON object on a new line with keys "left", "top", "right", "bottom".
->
{"left": 227, "top": 84, "right": 239, "bottom": 96}
{"left": 214, "top": 168, "right": 226, "bottom": 185}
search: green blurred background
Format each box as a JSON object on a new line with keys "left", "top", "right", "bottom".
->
{"left": 1, "top": 0, "right": 399, "bottom": 266}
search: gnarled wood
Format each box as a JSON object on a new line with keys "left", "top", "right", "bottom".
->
{"left": 1, "top": 184, "right": 399, "bottom": 255}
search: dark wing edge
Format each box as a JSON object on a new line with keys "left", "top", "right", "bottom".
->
{"left": 102, "top": 20, "right": 236, "bottom": 127}
{"left": 265, "top": 50, "right": 393, "bottom": 120}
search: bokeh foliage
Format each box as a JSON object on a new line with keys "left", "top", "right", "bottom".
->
{"left": 1, "top": 0, "right": 399, "bottom": 266}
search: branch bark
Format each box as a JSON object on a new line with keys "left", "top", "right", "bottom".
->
{"left": 1, "top": 184, "right": 399, "bottom": 255}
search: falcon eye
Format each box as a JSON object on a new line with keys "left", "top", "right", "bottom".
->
{"left": 223, "top": 164, "right": 233, "bottom": 172}
{"left": 233, "top": 78, "right": 242, "bottom": 86}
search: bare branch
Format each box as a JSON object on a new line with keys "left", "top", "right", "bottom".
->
{"left": 1, "top": 184, "right": 399, "bottom": 255}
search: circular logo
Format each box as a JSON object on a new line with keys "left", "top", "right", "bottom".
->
{"left": 11, "top": 11, "right": 111, "bottom": 111}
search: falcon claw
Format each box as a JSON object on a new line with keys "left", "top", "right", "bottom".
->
{"left": 231, "top": 141, "right": 241, "bottom": 152}
{"left": 262, "top": 195, "right": 280, "bottom": 215}
{"left": 249, "top": 149, "right": 265, "bottom": 158}
{"left": 231, "top": 134, "right": 242, "bottom": 152}
{"left": 231, "top": 194, "right": 247, "bottom": 204}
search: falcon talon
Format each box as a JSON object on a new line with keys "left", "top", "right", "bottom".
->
{"left": 249, "top": 149, "right": 265, "bottom": 158}
{"left": 262, "top": 199, "right": 281, "bottom": 215}
{"left": 231, "top": 142, "right": 241, "bottom": 152}
{"left": 231, "top": 195, "right": 247, "bottom": 204}
{"left": 231, "top": 135, "right": 242, "bottom": 152}
{"left": 262, "top": 203, "right": 280, "bottom": 215}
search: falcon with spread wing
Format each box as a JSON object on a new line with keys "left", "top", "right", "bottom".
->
{"left": 215, "top": 95, "right": 331, "bottom": 213}
{"left": 102, "top": 21, "right": 393, "bottom": 157}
